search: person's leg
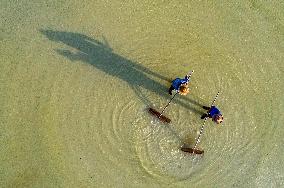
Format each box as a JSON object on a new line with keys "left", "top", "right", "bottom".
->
{"left": 201, "top": 113, "right": 208, "bottom": 119}
{"left": 202, "top": 106, "right": 211, "bottom": 110}
{"left": 168, "top": 85, "right": 174, "bottom": 95}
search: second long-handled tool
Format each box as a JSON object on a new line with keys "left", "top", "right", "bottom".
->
{"left": 181, "top": 92, "right": 220, "bottom": 155}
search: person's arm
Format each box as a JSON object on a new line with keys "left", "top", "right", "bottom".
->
{"left": 182, "top": 75, "right": 190, "bottom": 84}
{"left": 184, "top": 70, "right": 194, "bottom": 84}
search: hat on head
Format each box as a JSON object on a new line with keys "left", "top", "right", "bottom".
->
{"left": 179, "top": 84, "right": 189, "bottom": 95}
{"left": 213, "top": 114, "right": 224, "bottom": 124}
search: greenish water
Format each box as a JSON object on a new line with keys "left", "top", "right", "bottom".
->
{"left": 1, "top": 1, "right": 283, "bottom": 187}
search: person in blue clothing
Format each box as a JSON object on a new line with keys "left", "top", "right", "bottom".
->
{"left": 201, "top": 106, "right": 224, "bottom": 124}
{"left": 168, "top": 75, "right": 190, "bottom": 95}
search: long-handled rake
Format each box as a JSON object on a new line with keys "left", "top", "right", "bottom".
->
{"left": 181, "top": 92, "right": 220, "bottom": 155}
{"left": 148, "top": 70, "right": 194, "bottom": 123}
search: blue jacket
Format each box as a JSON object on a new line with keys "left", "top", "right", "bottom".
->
{"left": 208, "top": 106, "right": 221, "bottom": 117}
{"left": 172, "top": 76, "right": 190, "bottom": 90}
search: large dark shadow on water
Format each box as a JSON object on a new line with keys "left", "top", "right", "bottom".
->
{"left": 40, "top": 29, "right": 203, "bottom": 115}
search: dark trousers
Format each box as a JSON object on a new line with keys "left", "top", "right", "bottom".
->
{"left": 201, "top": 106, "right": 212, "bottom": 119}
{"left": 168, "top": 85, "right": 175, "bottom": 95}
{"left": 202, "top": 106, "right": 211, "bottom": 110}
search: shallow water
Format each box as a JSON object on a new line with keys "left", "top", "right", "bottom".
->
{"left": 1, "top": 1, "right": 283, "bottom": 187}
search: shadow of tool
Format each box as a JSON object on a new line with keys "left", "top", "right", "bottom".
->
{"left": 40, "top": 29, "right": 204, "bottom": 115}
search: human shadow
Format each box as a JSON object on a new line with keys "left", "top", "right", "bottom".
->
{"left": 40, "top": 29, "right": 204, "bottom": 115}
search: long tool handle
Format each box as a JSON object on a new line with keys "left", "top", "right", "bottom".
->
{"left": 159, "top": 92, "right": 178, "bottom": 118}
{"left": 210, "top": 91, "right": 220, "bottom": 107}
{"left": 193, "top": 92, "right": 220, "bottom": 151}
{"left": 193, "top": 118, "right": 207, "bottom": 150}
{"left": 159, "top": 70, "right": 194, "bottom": 118}
{"left": 187, "top": 70, "right": 194, "bottom": 82}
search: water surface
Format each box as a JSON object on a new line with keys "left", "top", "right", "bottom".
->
{"left": 0, "top": 1, "right": 283, "bottom": 187}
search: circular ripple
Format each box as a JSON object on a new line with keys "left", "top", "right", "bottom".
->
{"left": 130, "top": 58, "right": 282, "bottom": 185}
{"left": 133, "top": 108, "right": 205, "bottom": 181}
